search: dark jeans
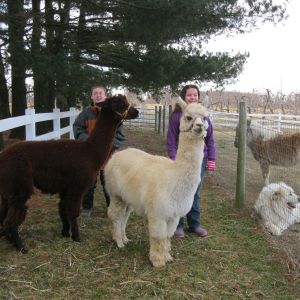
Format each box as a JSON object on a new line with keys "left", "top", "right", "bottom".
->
{"left": 178, "top": 158, "right": 207, "bottom": 230}
{"left": 82, "top": 170, "right": 110, "bottom": 210}
{"left": 99, "top": 170, "right": 110, "bottom": 207}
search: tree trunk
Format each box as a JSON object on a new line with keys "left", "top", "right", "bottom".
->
{"left": 0, "top": 47, "right": 10, "bottom": 118}
{"left": 7, "top": 0, "right": 27, "bottom": 139}
{"left": 32, "top": 0, "right": 46, "bottom": 110}
{"left": 0, "top": 46, "right": 10, "bottom": 150}
{"left": 55, "top": 0, "right": 71, "bottom": 112}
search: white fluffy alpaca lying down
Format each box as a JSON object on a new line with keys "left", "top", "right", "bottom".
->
{"left": 254, "top": 182, "right": 300, "bottom": 235}
{"left": 105, "top": 98, "right": 208, "bottom": 267}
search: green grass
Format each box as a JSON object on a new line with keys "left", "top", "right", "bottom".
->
{"left": 1, "top": 130, "right": 299, "bottom": 299}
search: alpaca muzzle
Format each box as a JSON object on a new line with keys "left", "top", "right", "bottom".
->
{"left": 115, "top": 105, "right": 139, "bottom": 120}
{"left": 287, "top": 202, "right": 296, "bottom": 209}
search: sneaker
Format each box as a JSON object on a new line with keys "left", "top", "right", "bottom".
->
{"left": 191, "top": 226, "right": 208, "bottom": 238}
{"left": 81, "top": 209, "right": 92, "bottom": 218}
{"left": 174, "top": 227, "right": 185, "bottom": 239}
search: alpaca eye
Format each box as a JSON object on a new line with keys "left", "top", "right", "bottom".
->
{"left": 186, "top": 116, "right": 192, "bottom": 121}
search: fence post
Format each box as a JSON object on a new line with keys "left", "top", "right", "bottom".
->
{"left": 235, "top": 101, "right": 247, "bottom": 208}
{"left": 69, "top": 107, "right": 76, "bottom": 139}
{"left": 168, "top": 105, "right": 172, "bottom": 120}
{"left": 0, "top": 132, "right": 4, "bottom": 150}
{"left": 25, "top": 108, "right": 36, "bottom": 141}
{"left": 277, "top": 113, "right": 282, "bottom": 132}
{"left": 162, "top": 106, "right": 166, "bottom": 136}
{"left": 53, "top": 108, "right": 61, "bottom": 139}
{"left": 158, "top": 106, "right": 162, "bottom": 134}
{"left": 155, "top": 106, "right": 158, "bottom": 132}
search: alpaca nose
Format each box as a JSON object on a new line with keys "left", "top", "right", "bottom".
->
{"left": 195, "top": 123, "right": 203, "bottom": 130}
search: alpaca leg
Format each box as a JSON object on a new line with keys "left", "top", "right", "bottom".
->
{"left": 260, "top": 162, "right": 270, "bottom": 185}
{"left": 58, "top": 197, "right": 70, "bottom": 238}
{"left": 265, "top": 221, "right": 282, "bottom": 235}
{"left": 0, "top": 198, "right": 8, "bottom": 237}
{"left": 0, "top": 197, "right": 8, "bottom": 226}
{"left": 68, "top": 199, "right": 82, "bottom": 242}
{"left": 163, "top": 217, "right": 180, "bottom": 263}
{"left": 3, "top": 200, "right": 28, "bottom": 253}
{"left": 148, "top": 218, "right": 169, "bottom": 267}
{"left": 107, "top": 196, "right": 127, "bottom": 248}
{"left": 121, "top": 205, "right": 132, "bottom": 244}
{"left": 60, "top": 192, "right": 82, "bottom": 242}
{"left": 295, "top": 205, "right": 300, "bottom": 223}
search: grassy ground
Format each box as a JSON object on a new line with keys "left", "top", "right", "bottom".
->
{"left": 212, "top": 126, "right": 300, "bottom": 272}
{"left": 1, "top": 129, "right": 300, "bottom": 299}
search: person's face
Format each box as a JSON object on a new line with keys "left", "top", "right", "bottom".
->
{"left": 91, "top": 87, "right": 106, "bottom": 104}
{"left": 184, "top": 88, "right": 199, "bottom": 104}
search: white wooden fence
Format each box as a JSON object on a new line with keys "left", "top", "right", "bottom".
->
{"left": 1, "top": 107, "right": 300, "bottom": 142}
{"left": 209, "top": 111, "right": 300, "bottom": 132}
{"left": 0, "top": 108, "right": 78, "bottom": 141}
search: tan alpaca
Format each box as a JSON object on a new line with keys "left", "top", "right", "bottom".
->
{"left": 234, "top": 119, "right": 300, "bottom": 185}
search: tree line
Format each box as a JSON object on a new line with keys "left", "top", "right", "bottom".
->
{"left": 0, "top": 0, "right": 287, "bottom": 139}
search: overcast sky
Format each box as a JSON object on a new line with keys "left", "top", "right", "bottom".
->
{"left": 205, "top": 0, "right": 300, "bottom": 95}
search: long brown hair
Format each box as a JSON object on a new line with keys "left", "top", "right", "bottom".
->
{"left": 174, "top": 84, "right": 200, "bottom": 112}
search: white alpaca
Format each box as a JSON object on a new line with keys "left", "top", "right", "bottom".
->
{"left": 254, "top": 182, "right": 300, "bottom": 235}
{"left": 105, "top": 99, "right": 208, "bottom": 267}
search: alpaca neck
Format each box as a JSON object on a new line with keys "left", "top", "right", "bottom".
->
{"left": 175, "top": 133, "right": 205, "bottom": 168}
{"left": 86, "top": 108, "right": 119, "bottom": 167}
{"left": 171, "top": 132, "right": 205, "bottom": 216}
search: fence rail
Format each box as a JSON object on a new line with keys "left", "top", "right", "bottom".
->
{"left": 0, "top": 108, "right": 78, "bottom": 141}
{"left": 1, "top": 106, "right": 300, "bottom": 143}
{"left": 209, "top": 111, "right": 300, "bottom": 133}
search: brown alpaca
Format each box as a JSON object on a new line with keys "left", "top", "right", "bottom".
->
{"left": 235, "top": 119, "right": 300, "bottom": 185}
{"left": 0, "top": 95, "right": 138, "bottom": 253}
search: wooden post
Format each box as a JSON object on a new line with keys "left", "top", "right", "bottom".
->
{"left": 168, "top": 105, "right": 172, "bottom": 120}
{"left": 162, "top": 105, "right": 166, "bottom": 136}
{"left": 69, "top": 107, "right": 76, "bottom": 139}
{"left": 0, "top": 131, "right": 4, "bottom": 150}
{"left": 235, "top": 101, "right": 247, "bottom": 208}
{"left": 277, "top": 113, "right": 282, "bottom": 133}
{"left": 155, "top": 106, "right": 158, "bottom": 132}
{"left": 158, "top": 106, "right": 162, "bottom": 134}
{"left": 25, "top": 108, "right": 36, "bottom": 141}
{"left": 53, "top": 108, "right": 60, "bottom": 139}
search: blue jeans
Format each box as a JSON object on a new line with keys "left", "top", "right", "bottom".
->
{"left": 82, "top": 170, "right": 111, "bottom": 209}
{"left": 178, "top": 158, "right": 207, "bottom": 230}
{"left": 82, "top": 183, "right": 96, "bottom": 210}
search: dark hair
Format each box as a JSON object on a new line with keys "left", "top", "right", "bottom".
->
{"left": 173, "top": 84, "right": 200, "bottom": 112}
{"left": 180, "top": 84, "right": 200, "bottom": 101}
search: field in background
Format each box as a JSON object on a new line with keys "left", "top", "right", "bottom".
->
{"left": 1, "top": 129, "right": 299, "bottom": 299}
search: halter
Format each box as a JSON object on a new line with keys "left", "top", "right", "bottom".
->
{"left": 115, "top": 103, "right": 132, "bottom": 119}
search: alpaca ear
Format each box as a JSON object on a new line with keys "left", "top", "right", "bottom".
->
{"left": 176, "top": 97, "right": 187, "bottom": 110}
